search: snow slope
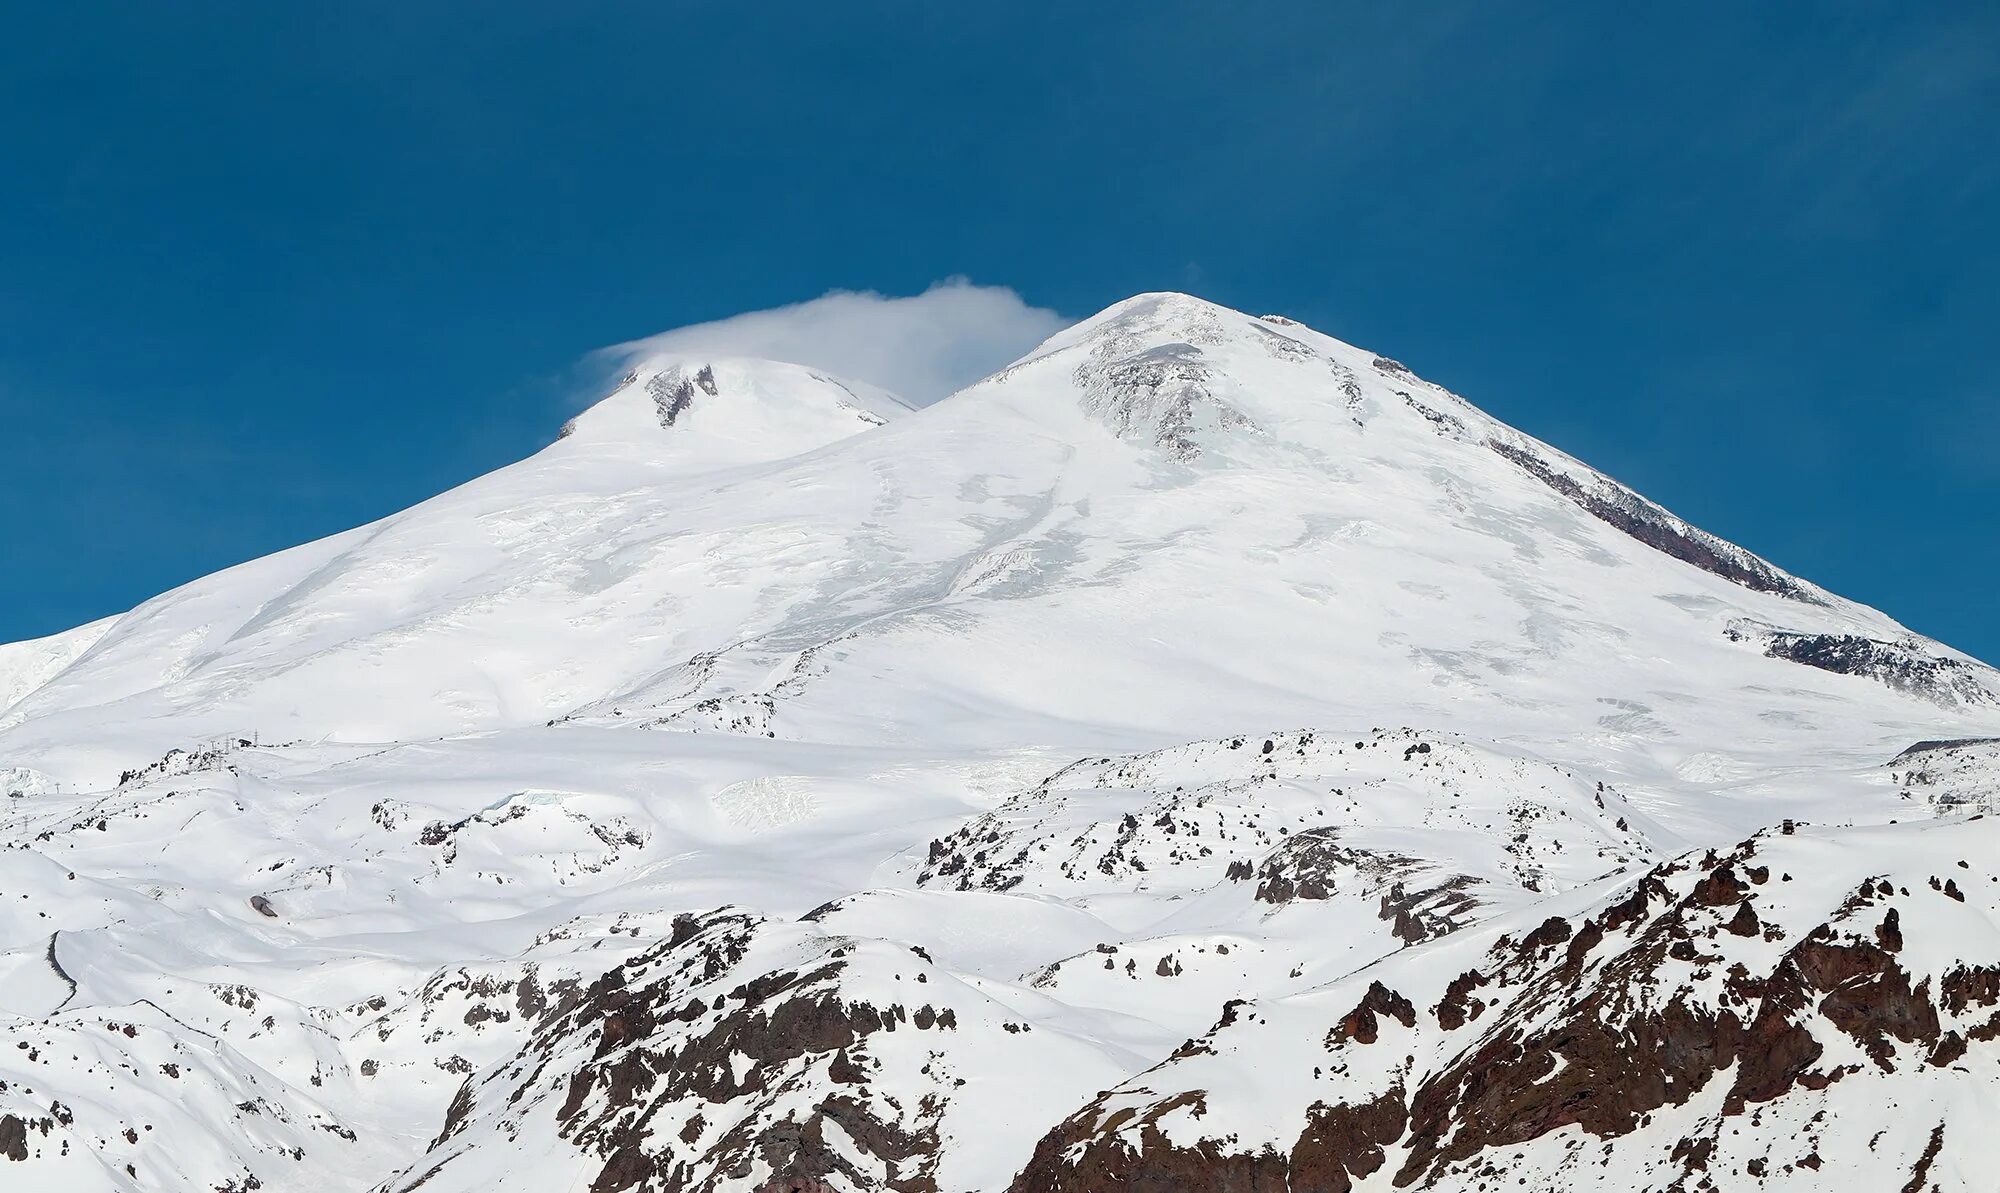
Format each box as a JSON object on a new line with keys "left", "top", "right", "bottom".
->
{"left": 2, "top": 293, "right": 1997, "bottom": 1192}
{"left": 1015, "top": 816, "right": 2000, "bottom": 1193}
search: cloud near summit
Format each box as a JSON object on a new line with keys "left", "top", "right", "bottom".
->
{"left": 606, "top": 280, "right": 1069, "bottom": 407}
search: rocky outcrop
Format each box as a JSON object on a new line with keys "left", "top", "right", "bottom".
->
{"left": 1486, "top": 439, "right": 1815, "bottom": 600}
{"left": 1254, "top": 828, "right": 1484, "bottom": 944}
{"left": 1010, "top": 817, "right": 2000, "bottom": 1193}
{"left": 384, "top": 909, "right": 1110, "bottom": 1193}
{"left": 1727, "top": 623, "right": 1999, "bottom": 707}
{"left": 1075, "top": 340, "right": 1260, "bottom": 463}
{"left": 648, "top": 364, "right": 720, "bottom": 428}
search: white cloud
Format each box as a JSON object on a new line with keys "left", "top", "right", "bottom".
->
{"left": 604, "top": 279, "right": 1069, "bottom": 407}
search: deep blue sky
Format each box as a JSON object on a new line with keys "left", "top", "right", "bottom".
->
{"left": 4, "top": 3, "right": 1996, "bottom": 661}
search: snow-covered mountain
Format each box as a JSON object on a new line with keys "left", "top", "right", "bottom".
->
{"left": 3, "top": 293, "right": 1997, "bottom": 1192}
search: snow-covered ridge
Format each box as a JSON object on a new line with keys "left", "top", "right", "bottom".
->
{"left": 5, "top": 292, "right": 1992, "bottom": 785}
{"left": 1014, "top": 814, "right": 2000, "bottom": 1193}
{"left": 0, "top": 616, "right": 116, "bottom": 731}
{"left": 2, "top": 293, "right": 1998, "bottom": 1191}
{"left": 556, "top": 356, "right": 915, "bottom": 456}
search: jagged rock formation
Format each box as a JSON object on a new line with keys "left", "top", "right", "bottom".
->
{"left": 1011, "top": 816, "right": 2000, "bottom": 1193}
{"left": 1728, "top": 622, "right": 1997, "bottom": 708}
{"left": 380, "top": 910, "right": 1122, "bottom": 1193}
{"left": 1485, "top": 440, "right": 1816, "bottom": 602}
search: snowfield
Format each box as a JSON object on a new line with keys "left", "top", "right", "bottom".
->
{"left": 3, "top": 293, "right": 1997, "bottom": 1191}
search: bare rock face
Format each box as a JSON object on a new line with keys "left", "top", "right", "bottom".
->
{"left": 1253, "top": 828, "right": 1482, "bottom": 945}
{"left": 0, "top": 1113, "right": 36, "bottom": 1162}
{"left": 1483, "top": 438, "right": 1815, "bottom": 601}
{"left": 647, "top": 364, "right": 720, "bottom": 428}
{"left": 1064, "top": 293, "right": 1264, "bottom": 463}
{"left": 1009, "top": 816, "right": 2000, "bottom": 1193}
{"left": 380, "top": 909, "right": 1114, "bottom": 1193}
{"left": 1726, "top": 623, "right": 1999, "bottom": 708}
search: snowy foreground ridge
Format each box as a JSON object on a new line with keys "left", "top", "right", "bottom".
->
{"left": 4, "top": 293, "right": 1999, "bottom": 1193}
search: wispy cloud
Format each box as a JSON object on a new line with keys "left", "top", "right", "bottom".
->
{"left": 1768, "top": 18, "right": 2000, "bottom": 232}
{"left": 604, "top": 279, "right": 1068, "bottom": 406}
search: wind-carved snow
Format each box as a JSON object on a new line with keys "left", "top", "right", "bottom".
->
{"left": 710, "top": 776, "right": 820, "bottom": 834}
{"left": 2, "top": 293, "right": 1998, "bottom": 1191}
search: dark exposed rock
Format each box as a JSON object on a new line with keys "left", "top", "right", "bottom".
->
{"left": 1288, "top": 1090, "right": 1409, "bottom": 1193}
{"left": 1939, "top": 964, "right": 2000, "bottom": 1014}
{"left": 646, "top": 365, "right": 719, "bottom": 429}
{"left": 1901, "top": 1124, "right": 1946, "bottom": 1193}
{"left": 754, "top": 1178, "right": 836, "bottom": 1193}
{"left": 1073, "top": 337, "right": 1259, "bottom": 463}
{"left": 1008, "top": 1092, "right": 1287, "bottom": 1193}
{"left": 1878, "top": 908, "right": 1904, "bottom": 952}
{"left": 1331, "top": 981, "right": 1416, "bottom": 1046}
{"left": 1690, "top": 866, "right": 1747, "bottom": 906}
{"left": 1402, "top": 393, "right": 1468, "bottom": 437}
{"left": 1253, "top": 828, "right": 1482, "bottom": 946}
{"left": 390, "top": 910, "right": 968, "bottom": 1193}
{"left": 1487, "top": 439, "right": 1813, "bottom": 599}
{"left": 0, "top": 1115, "right": 27, "bottom": 1162}
{"left": 1435, "top": 969, "right": 1488, "bottom": 1031}
{"left": 1010, "top": 825, "right": 2000, "bottom": 1192}
{"left": 429, "top": 1080, "right": 475, "bottom": 1150}
{"left": 1786, "top": 936, "right": 1940, "bottom": 1074}
{"left": 1724, "top": 902, "right": 1762, "bottom": 937}
{"left": 1729, "top": 626, "right": 1998, "bottom": 707}
{"left": 1401, "top": 993, "right": 1744, "bottom": 1184}
{"left": 42, "top": 933, "right": 76, "bottom": 1007}
{"left": 1521, "top": 915, "right": 1573, "bottom": 951}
